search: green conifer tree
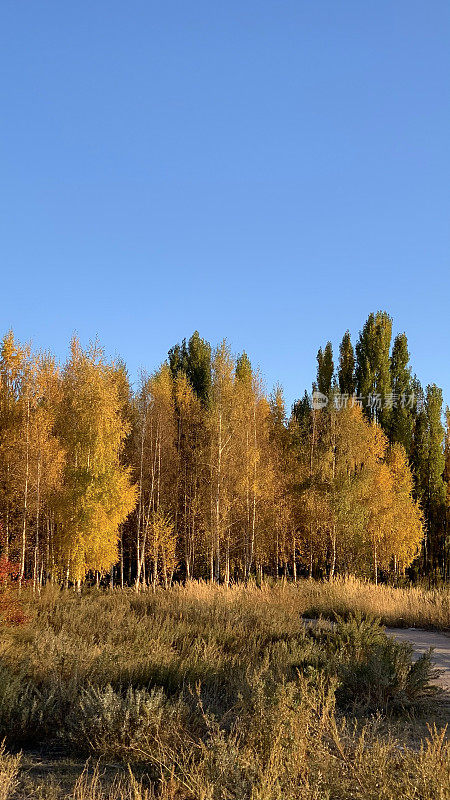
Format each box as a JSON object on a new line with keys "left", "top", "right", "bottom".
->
{"left": 338, "top": 331, "right": 355, "bottom": 395}
{"left": 168, "top": 331, "right": 211, "bottom": 403}
{"left": 316, "top": 342, "right": 334, "bottom": 396}
{"left": 292, "top": 390, "right": 311, "bottom": 427}
{"left": 389, "top": 333, "right": 414, "bottom": 454}
{"left": 424, "top": 384, "right": 446, "bottom": 576}
{"left": 355, "top": 311, "right": 392, "bottom": 426}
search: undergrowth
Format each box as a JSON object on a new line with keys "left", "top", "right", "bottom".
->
{"left": 0, "top": 580, "right": 447, "bottom": 798}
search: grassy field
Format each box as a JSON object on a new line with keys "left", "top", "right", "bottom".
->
{"left": 294, "top": 575, "right": 450, "bottom": 630}
{"left": 1, "top": 579, "right": 450, "bottom": 799}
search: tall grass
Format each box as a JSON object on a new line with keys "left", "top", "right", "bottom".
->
{"left": 0, "top": 579, "right": 448, "bottom": 798}
{"left": 297, "top": 575, "right": 450, "bottom": 629}
{"left": 0, "top": 744, "right": 20, "bottom": 800}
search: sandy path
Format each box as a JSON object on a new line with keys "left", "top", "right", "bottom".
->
{"left": 387, "top": 628, "right": 450, "bottom": 692}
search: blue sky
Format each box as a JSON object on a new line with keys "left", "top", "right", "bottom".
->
{"left": 1, "top": 1, "right": 449, "bottom": 409}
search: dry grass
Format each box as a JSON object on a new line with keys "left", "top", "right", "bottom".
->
{"left": 0, "top": 579, "right": 449, "bottom": 798}
{"left": 0, "top": 744, "right": 20, "bottom": 800}
{"left": 295, "top": 575, "right": 450, "bottom": 630}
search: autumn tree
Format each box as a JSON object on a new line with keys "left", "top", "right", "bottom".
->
{"left": 386, "top": 443, "right": 423, "bottom": 575}
{"left": 26, "top": 354, "right": 65, "bottom": 589}
{"left": 208, "top": 341, "right": 237, "bottom": 583}
{"left": 134, "top": 364, "right": 178, "bottom": 589}
{"left": 293, "top": 398, "right": 423, "bottom": 582}
{"left": 55, "top": 338, "right": 136, "bottom": 585}
{"left": 173, "top": 371, "right": 207, "bottom": 580}
{"left": 233, "top": 355, "right": 275, "bottom": 582}
{"left": 269, "top": 387, "right": 300, "bottom": 579}
{"left": 0, "top": 332, "right": 27, "bottom": 568}
{"left": 293, "top": 394, "right": 332, "bottom": 578}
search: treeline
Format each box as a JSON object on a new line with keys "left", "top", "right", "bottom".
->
{"left": 303, "top": 311, "right": 447, "bottom": 581}
{"left": 0, "top": 312, "right": 447, "bottom": 588}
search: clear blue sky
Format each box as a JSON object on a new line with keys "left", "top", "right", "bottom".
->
{"left": 1, "top": 1, "right": 449, "bottom": 409}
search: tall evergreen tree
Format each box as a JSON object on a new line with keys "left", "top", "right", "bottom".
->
{"left": 389, "top": 333, "right": 414, "bottom": 454}
{"left": 235, "top": 352, "right": 252, "bottom": 383}
{"left": 168, "top": 331, "right": 211, "bottom": 403}
{"left": 338, "top": 331, "right": 355, "bottom": 395}
{"left": 411, "top": 383, "right": 429, "bottom": 502}
{"left": 355, "top": 311, "right": 392, "bottom": 426}
{"left": 292, "top": 390, "right": 311, "bottom": 427}
{"left": 168, "top": 338, "right": 188, "bottom": 377}
{"left": 412, "top": 383, "right": 446, "bottom": 576}
{"left": 424, "top": 384, "right": 446, "bottom": 576}
{"left": 316, "top": 342, "right": 334, "bottom": 396}
{"left": 187, "top": 331, "right": 212, "bottom": 403}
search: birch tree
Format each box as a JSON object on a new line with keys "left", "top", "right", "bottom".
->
{"left": 134, "top": 364, "right": 177, "bottom": 589}
{"left": 208, "top": 341, "right": 236, "bottom": 584}
{"left": 55, "top": 338, "right": 136, "bottom": 584}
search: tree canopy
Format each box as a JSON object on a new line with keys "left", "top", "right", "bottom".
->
{"left": 0, "top": 312, "right": 447, "bottom": 587}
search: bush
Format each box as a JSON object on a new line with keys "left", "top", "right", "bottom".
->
{"left": 0, "top": 665, "right": 68, "bottom": 744}
{"left": 66, "top": 684, "right": 188, "bottom": 761}
{"left": 0, "top": 584, "right": 447, "bottom": 798}
{"left": 305, "top": 613, "right": 440, "bottom": 711}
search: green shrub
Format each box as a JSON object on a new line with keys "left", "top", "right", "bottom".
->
{"left": 66, "top": 684, "right": 188, "bottom": 761}
{"left": 306, "top": 613, "right": 440, "bottom": 711}
{"left": 0, "top": 665, "right": 67, "bottom": 744}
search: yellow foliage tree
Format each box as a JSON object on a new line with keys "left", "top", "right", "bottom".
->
{"left": 55, "top": 338, "right": 137, "bottom": 584}
{"left": 385, "top": 443, "right": 423, "bottom": 574}
{"left": 134, "top": 364, "right": 178, "bottom": 588}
